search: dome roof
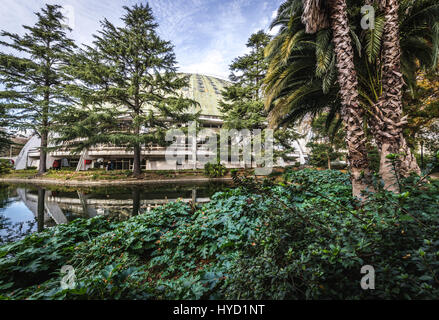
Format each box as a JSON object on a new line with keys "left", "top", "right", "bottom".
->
{"left": 180, "top": 73, "right": 230, "bottom": 117}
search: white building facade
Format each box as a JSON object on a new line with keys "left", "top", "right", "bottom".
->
{"left": 14, "top": 73, "right": 312, "bottom": 171}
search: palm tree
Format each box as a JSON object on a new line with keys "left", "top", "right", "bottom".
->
{"left": 354, "top": 0, "right": 437, "bottom": 190}
{"left": 265, "top": 0, "right": 438, "bottom": 191}
{"left": 370, "top": 0, "right": 437, "bottom": 190}
{"left": 266, "top": 0, "right": 372, "bottom": 197}
{"left": 325, "top": 0, "right": 373, "bottom": 197}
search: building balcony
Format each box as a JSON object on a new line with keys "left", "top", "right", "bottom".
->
{"left": 27, "top": 144, "right": 216, "bottom": 159}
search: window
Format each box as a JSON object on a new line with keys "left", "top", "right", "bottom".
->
{"left": 113, "top": 158, "right": 132, "bottom": 170}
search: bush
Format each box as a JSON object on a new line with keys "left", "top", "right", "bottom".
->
{"left": 0, "top": 190, "right": 260, "bottom": 299}
{"left": 0, "top": 159, "right": 13, "bottom": 175}
{"left": 204, "top": 162, "right": 227, "bottom": 178}
{"left": 415, "top": 153, "right": 439, "bottom": 173}
{"left": 0, "top": 169, "right": 438, "bottom": 299}
{"left": 0, "top": 217, "right": 115, "bottom": 294}
{"left": 223, "top": 169, "right": 439, "bottom": 299}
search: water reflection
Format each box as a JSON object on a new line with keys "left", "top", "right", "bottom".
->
{"left": 0, "top": 182, "right": 231, "bottom": 243}
{"left": 0, "top": 186, "right": 37, "bottom": 243}
{"left": 37, "top": 187, "right": 45, "bottom": 233}
{"left": 132, "top": 188, "right": 140, "bottom": 216}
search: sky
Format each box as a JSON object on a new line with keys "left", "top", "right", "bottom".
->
{"left": 0, "top": 0, "right": 283, "bottom": 79}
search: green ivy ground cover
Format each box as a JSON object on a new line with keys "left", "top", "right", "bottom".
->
{"left": 0, "top": 169, "right": 438, "bottom": 299}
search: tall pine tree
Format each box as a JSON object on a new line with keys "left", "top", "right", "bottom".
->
{"left": 220, "top": 30, "right": 270, "bottom": 129}
{"left": 63, "top": 4, "right": 196, "bottom": 176}
{"left": 0, "top": 4, "right": 76, "bottom": 173}
{"left": 220, "top": 30, "right": 300, "bottom": 163}
{"left": 0, "top": 104, "right": 12, "bottom": 154}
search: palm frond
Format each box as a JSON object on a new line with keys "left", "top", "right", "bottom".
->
{"left": 365, "top": 14, "right": 385, "bottom": 63}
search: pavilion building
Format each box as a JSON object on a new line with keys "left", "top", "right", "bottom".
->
{"left": 14, "top": 73, "right": 311, "bottom": 171}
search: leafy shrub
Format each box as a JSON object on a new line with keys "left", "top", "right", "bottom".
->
{"left": 0, "top": 159, "right": 13, "bottom": 175}
{"left": 0, "top": 189, "right": 261, "bottom": 299}
{"left": 367, "top": 145, "right": 381, "bottom": 173}
{"left": 0, "top": 169, "right": 438, "bottom": 299}
{"left": 0, "top": 217, "right": 115, "bottom": 294}
{"left": 204, "top": 162, "right": 227, "bottom": 178}
{"left": 415, "top": 153, "right": 439, "bottom": 173}
{"left": 222, "top": 169, "right": 439, "bottom": 299}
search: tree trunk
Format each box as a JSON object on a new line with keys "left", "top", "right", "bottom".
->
{"left": 328, "top": 0, "right": 372, "bottom": 198}
{"left": 133, "top": 142, "right": 141, "bottom": 177}
{"left": 133, "top": 121, "right": 141, "bottom": 177}
{"left": 133, "top": 90, "right": 142, "bottom": 177}
{"left": 132, "top": 187, "right": 140, "bottom": 216}
{"left": 302, "top": 0, "right": 330, "bottom": 33}
{"left": 371, "top": 0, "right": 420, "bottom": 191}
{"left": 399, "top": 132, "right": 421, "bottom": 177}
{"left": 327, "top": 152, "right": 331, "bottom": 170}
{"left": 39, "top": 130, "right": 48, "bottom": 174}
{"left": 40, "top": 42, "right": 51, "bottom": 175}
{"left": 379, "top": 142, "right": 399, "bottom": 192}
{"left": 37, "top": 187, "right": 45, "bottom": 232}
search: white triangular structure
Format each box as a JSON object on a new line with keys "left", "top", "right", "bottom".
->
{"left": 14, "top": 135, "right": 40, "bottom": 170}
{"left": 76, "top": 148, "right": 88, "bottom": 171}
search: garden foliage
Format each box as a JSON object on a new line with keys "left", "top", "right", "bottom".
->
{"left": 0, "top": 159, "right": 12, "bottom": 175}
{"left": 204, "top": 162, "right": 227, "bottom": 178}
{"left": 0, "top": 169, "right": 438, "bottom": 299}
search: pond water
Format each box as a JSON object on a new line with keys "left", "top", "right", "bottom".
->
{"left": 0, "top": 181, "right": 232, "bottom": 244}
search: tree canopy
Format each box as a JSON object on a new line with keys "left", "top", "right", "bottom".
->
{"left": 58, "top": 3, "right": 197, "bottom": 175}
{"left": 0, "top": 4, "right": 76, "bottom": 173}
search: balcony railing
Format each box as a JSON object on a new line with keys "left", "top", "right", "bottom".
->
{"left": 28, "top": 142, "right": 218, "bottom": 158}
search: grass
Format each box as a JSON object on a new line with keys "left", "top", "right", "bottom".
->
{"left": 0, "top": 167, "right": 272, "bottom": 182}
{"left": 1, "top": 169, "right": 39, "bottom": 179}
{"left": 2, "top": 167, "right": 437, "bottom": 182}
{"left": 1, "top": 168, "right": 229, "bottom": 181}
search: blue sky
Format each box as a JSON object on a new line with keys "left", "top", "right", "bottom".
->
{"left": 0, "top": 0, "right": 283, "bottom": 79}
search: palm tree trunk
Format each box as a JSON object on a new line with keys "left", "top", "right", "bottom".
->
{"left": 372, "top": 0, "right": 420, "bottom": 191}
{"left": 302, "top": 0, "right": 330, "bottom": 33}
{"left": 328, "top": 0, "right": 372, "bottom": 198}
{"left": 132, "top": 187, "right": 140, "bottom": 216}
{"left": 399, "top": 135, "right": 420, "bottom": 175}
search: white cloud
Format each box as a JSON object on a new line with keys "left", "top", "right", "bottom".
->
{"left": 179, "top": 50, "right": 229, "bottom": 79}
{"left": 268, "top": 25, "right": 281, "bottom": 36}
{"left": 175, "top": 0, "right": 251, "bottom": 79}
{"left": 0, "top": 0, "right": 284, "bottom": 78}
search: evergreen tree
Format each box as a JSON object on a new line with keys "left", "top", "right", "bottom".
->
{"left": 0, "top": 4, "right": 76, "bottom": 174}
{"left": 51, "top": 104, "right": 121, "bottom": 156}
{"left": 220, "top": 30, "right": 300, "bottom": 164}
{"left": 0, "top": 105, "right": 11, "bottom": 154}
{"left": 220, "top": 30, "right": 270, "bottom": 130}
{"left": 63, "top": 4, "right": 196, "bottom": 176}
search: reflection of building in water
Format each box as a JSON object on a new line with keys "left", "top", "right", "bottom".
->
{"left": 16, "top": 187, "right": 208, "bottom": 227}
{"left": 16, "top": 188, "right": 64, "bottom": 228}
